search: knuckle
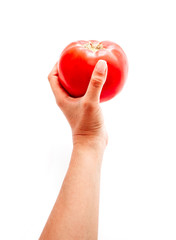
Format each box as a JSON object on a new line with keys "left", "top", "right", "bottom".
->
{"left": 82, "top": 100, "right": 95, "bottom": 111}
{"left": 91, "top": 76, "right": 103, "bottom": 88}
{"left": 56, "top": 98, "right": 64, "bottom": 108}
{"left": 48, "top": 73, "right": 51, "bottom": 82}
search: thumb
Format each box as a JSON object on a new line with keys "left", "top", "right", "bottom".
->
{"left": 84, "top": 60, "right": 108, "bottom": 103}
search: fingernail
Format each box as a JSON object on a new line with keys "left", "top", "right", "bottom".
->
{"left": 95, "top": 60, "right": 107, "bottom": 74}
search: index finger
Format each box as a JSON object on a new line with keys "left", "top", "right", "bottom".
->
{"left": 48, "top": 62, "right": 59, "bottom": 80}
{"left": 48, "top": 62, "right": 69, "bottom": 102}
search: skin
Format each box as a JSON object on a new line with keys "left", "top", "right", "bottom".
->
{"left": 39, "top": 59, "right": 108, "bottom": 240}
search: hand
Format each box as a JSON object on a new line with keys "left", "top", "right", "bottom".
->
{"left": 48, "top": 60, "right": 108, "bottom": 150}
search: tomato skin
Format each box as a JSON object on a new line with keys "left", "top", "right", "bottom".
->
{"left": 58, "top": 40, "right": 128, "bottom": 102}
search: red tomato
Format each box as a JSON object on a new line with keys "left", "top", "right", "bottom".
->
{"left": 58, "top": 40, "right": 128, "bottom": 102}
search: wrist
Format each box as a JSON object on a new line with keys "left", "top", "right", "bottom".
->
{"left": 71, "top": 141, "right": 105, "bottom": 169}
{"left": 72, "top": 135, "right": 107, "bottom": 152}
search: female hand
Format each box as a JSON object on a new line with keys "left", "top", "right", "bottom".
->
{"left": 48, "top": 60, "right": 108, "bottom": 150}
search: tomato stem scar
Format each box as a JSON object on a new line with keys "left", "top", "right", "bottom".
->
{"left": 83, "top": 41, "right": 104, "bottom": 52}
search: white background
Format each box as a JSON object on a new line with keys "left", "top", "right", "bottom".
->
{"left": 0, "top": 0, "right": 176, "bottom": 239}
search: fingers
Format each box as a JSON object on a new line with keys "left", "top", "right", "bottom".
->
{"left": 84, "top": 60, "right": 108, "bottom": 103}
{"left": 48, "top": 62, "right": 69, "bottom": 106}
{"left": 48, "top": 62, "right": 58, "bottom": 78}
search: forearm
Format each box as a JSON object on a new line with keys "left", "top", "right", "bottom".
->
{"left": 39, "top": 144, "right": 104, "bottom": 240}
